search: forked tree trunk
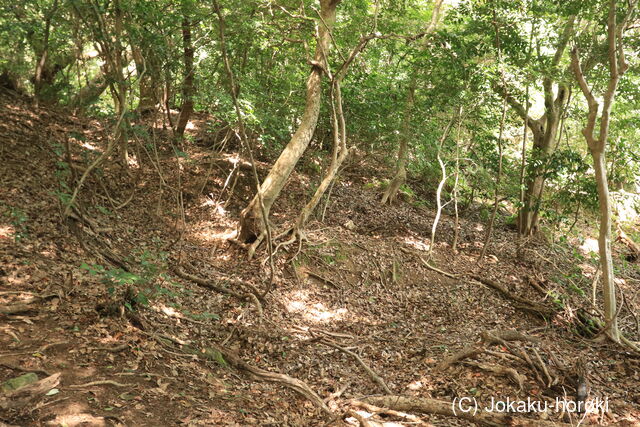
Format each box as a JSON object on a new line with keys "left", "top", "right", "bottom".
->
{"left": 295, "top": 32, "right": 377, "bottom": 229}
{"left": 498, "top": 16, "right": 574, "bottom": 236}
{"left": 517, "top": 111, "right": 560, "bottom": 235}
{"left": 176, "top": 12, "right": 195, "bottom": 136}
{"left": 238, "top": 0, "right": 339, "bottom": 243}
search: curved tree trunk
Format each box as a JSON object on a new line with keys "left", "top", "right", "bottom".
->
{"left": 237, "top": 0, "right": 339, "bottom": 243}
{"left": 569, "top": 0, "right": 637, "bottom": 342}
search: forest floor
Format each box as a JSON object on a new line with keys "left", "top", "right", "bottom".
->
{"left": 1, "top": 88, "right": 640, "bottom": 426}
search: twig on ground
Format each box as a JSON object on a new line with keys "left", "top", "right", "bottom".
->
{"left": 68, "top": 380, "right": 130, "bottom": 388}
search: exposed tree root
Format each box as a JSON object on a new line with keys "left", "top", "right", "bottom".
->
{"left": 463, "top": 361, "right": 525, "bottom": 390}
{"left": 198, "top": 345, "right": 332, "bottom": 415}
{"left": 270, "top": 226, "right": 307, "bottom": 261}
{"left": 437, "top": 329, "right": 541, "bottom": 371}
{"left": 320, "top": 338, "right": 391, "bottom": 394}
{"left": 350, "top": 400, "right": 421, "bottom": 423}
{"left": 0, "top": 303, "right": 36, "bottom": 315}
{"left": 436, "top": 344, "right": 484, "bottom": 371}
{"left": 471, "top": 275, "right": 557, "bottom": 318}
{"left": 173, "top": 266, "right": 263, "bottom": 320}
{"left": 68, "top": 380, "right": 130, "bottom": 389}
{"left": 307, "top": 271, "right": 340, "bottom": 289}
{"left": 359, "top": 395, "right": 570, "bottom": 427}
{"left": 399, "top": 246, "right": 458, "bottom": 279}
{"left": 0, "top": 373, "right": 61, "bottom": 411}
{"left": 247, "top": 231, "right": 265, "bottom": 260}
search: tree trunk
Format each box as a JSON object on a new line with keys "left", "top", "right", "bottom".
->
{"left": 296, "top": 80, "right": 347, "bottom": 228}
{"left": 381, "top": 0, "right": 443, "bottom": 205}
{"left": 570, "top": 0, "right": 636, "bottom": 343}
{"left": 381, "top": 82, "right": 414, "bottom": 204}
{"left": 237, "top": 0, "right": 339, "bottom": 243}
{"left": 33, "top": 0, "right": 58, "bottom": 104}
{"left": 176, "top": 13, "right": 195, "bottom": 137}
{"left": 516, "top": 86, "right": 567, "bottom": 236}
{"left": 592, "top": 149, "right": 619, "bottom": 341}
{"left": 131, "top": 47, "right": 156, "bottom": 114}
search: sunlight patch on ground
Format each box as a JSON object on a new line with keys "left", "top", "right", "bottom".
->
{"left": 127, "top": 155, "right": 139, "bottom": 168}
{"left": 0, "top": 224, "right": 14, "bottom": 239}
{"left": 285, "top": 290, "right": 348, "bottom": 322}
{"left": 403, "top": 236, "right": 430, "bottom": 251}
{"left": 81, "top": 141, "right": 99, "bottom": 151}
{"left": 407, "top": 379, "right": 426, "bottom": 391}
{"left": 200, "top": 199, "right": 227, "bottom": 217}
{"left": 198, "top": 227, "right": 236, "bottom": 241}
{"left": 50, "top": 403, "right": 104, "bottom": 427}
{"left": 579, "top": 238, "right": 599, "bottom": 255}
{"left": 159, "top": 304, "right": 180, "bottom": 317}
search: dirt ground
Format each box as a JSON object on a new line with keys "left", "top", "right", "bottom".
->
{"left": 1, "top": 88, "right": 640, "bottom": 426}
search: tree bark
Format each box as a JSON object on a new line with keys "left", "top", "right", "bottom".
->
{"left": 237, "top": 0, "right": 339, "bottom": 243}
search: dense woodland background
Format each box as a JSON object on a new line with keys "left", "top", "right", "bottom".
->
{"left": 1, "top": 0, "right": 640, "bottom": 426}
